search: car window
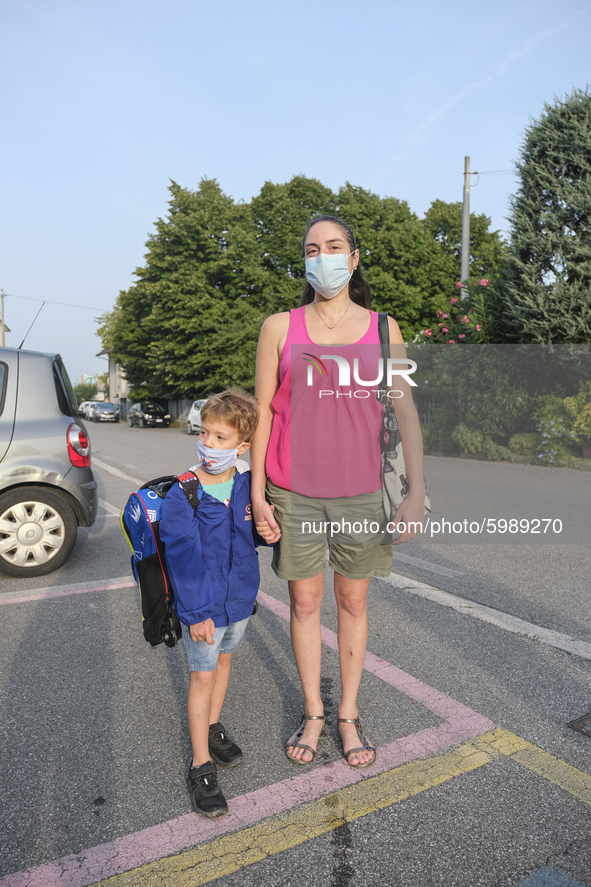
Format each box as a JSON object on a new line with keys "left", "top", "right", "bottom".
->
{"left": 131, "top": 403, "right": 140, "bottom": 410}
{"left": 53, "top": 357, "right": 78, "bottom": 418}
{"left": 0, "top": 363, "right": 6, "bottom": 417}
{"left": 142, "top": 403, "right": 165, "bottom": 414}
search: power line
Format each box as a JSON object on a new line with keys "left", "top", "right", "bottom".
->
{"left": 471, "top": 169, "right": 515, "bottom": 175}
{"left": 3, "top": 292, "right": 107, "bottom": 311}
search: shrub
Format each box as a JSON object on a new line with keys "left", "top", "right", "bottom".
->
{"left": 564, "top": 382, "right": 591, "bottom": 448}
{"left": 533, "top": 395, "right": 577, "bottom": 464}
{"left": 508, "top": 432, "right": 540, "bottom": 455}
{"left": 483, "top": 441, "right": 511, "bottom": 461}
{"left": 451, "top": 423, "right": 484, "bottom": 454}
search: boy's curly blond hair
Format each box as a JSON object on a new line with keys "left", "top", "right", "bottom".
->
{"left": 200, "top": 388, "right": 259, "bottom": 442}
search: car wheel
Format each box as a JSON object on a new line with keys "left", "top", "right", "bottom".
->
{"left": 139, "top": 418, "right": 145, "bottom": 428}
{"left": 187, "top": 421, "right": 193, "bottom": 435}
{"left": 0, "top": 486, "right": 78, "bottom": 577}
{"left": 127, "top": 416, "right": 133, "bottom": 427}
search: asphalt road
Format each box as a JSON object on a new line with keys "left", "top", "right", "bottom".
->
{"left": 1, "top": 423, "right": 590, "bottom": 887}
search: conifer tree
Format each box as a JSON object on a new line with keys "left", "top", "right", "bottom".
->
{"left": 501, "top": 87, "right": 591, "bottom": 342}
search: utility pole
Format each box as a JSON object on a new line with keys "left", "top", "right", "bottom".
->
{"left": 1, "top": 290, "right": 5, "bottom": 347}
{"left": 461, "top": 156, "right": 470, "bottom": 300}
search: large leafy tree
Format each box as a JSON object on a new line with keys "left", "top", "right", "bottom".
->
{"left": 104, "top": 179, "right": 268, "bottom": 396}
{"left": 422, "top": 199, "right": 505, "bottom": 285}
{"left": 500, "top": 87, "right": 591, "bottom": 342}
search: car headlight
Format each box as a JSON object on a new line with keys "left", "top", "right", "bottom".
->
{"left": 165, "top": 414, "right": 170, "bottom": 419}
{"left": 145, "top": 414, "right": 152, "bottom": 419}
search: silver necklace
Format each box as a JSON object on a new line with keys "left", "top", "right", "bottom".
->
{"left": 313, "top": 300, "right": 351, "bottom": 330}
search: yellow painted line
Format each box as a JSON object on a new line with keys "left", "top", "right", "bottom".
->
{"left": 473, "top": 728, "right": 591, "bottom": 805}
{"left": 90, "top": 729, "right": 591, "bottom": 887}
{"left": 92, "top": 739, "right": 493, "bottom": 887}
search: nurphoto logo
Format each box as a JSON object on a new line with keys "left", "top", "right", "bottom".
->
{"left": 302, "top": 353, "right": 417, "bottom": 399}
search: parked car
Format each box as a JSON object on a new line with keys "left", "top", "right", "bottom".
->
{"left": 0, "top": 346, "right": 98, "bottom": 577}
{"left": 85, "top": 402, "right": 101, "bottom": 421}
{"left": 92, "top": 402, "right": 120, "bottom": 423}
{"left": 127, "top": 402, "right": 171, "bottom": 428}
{"left": 186, "top": 399, "right": 208, "bottom": 434}
{"left": 78, "top": 401, "right": 94, "bottom": 419}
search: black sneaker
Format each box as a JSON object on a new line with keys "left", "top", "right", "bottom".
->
{"left": 208, "top": 722, "right": 243, "bottom": 768}
{"left": 186, "top": 761, "right": 228, "bottom": 818}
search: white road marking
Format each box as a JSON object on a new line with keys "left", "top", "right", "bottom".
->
{"left": 391, "top": 551, "right": 464, "bottom": 577}
{"left": 384, "top": 571, "right": 591, "bottom": 661}
{"left": 0, "top": 576, "right": 133, "bottom": 602}
{"left": 93, "top": 456, "right": 142, "bottom": 486}
{"left": 99, "top": 499, "right": 121, "bottom": 517}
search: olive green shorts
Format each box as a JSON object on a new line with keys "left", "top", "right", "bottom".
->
{"left": 265, "top": 479, "right": 394, "bottom": 581}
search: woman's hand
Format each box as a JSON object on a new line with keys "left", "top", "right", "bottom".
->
{"left": 253, "top": 500, "right": 281, "bottom": 543}
{"left": 391, "top": 494, "right": 426, "bottom": 545}
{"left": 190, "top": 618, "right": 216, "bottom": 644}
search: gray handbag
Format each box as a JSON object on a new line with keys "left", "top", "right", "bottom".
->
{"left": 377, "top": 313, "right": 431, "bottom": 525}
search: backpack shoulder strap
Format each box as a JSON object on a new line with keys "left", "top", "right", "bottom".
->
{"left": 176, "top": 469, "right": 201, "bottom": 512}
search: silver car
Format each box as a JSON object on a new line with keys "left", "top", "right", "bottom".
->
{"left": 0, "top": 347, "right": 98, "bottom": 577}
{"left": 186, "top": 399, "right": 207, "bottom": 435}
{"left": 92, "top": 402, "right": 120, "bottom": 423}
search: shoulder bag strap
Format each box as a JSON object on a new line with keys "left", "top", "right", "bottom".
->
{"left": 377, "top": 313, "right": 390, "bottom": 388}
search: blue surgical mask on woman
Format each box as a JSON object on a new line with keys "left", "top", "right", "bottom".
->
{"left": 305, "top": 251, "right": 354, "bottom": 299}
{"left": 197, "top": 440, "right": 242, "bottom": 474}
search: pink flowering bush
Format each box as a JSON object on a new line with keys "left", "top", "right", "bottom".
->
{"left": 419, "top": 278, "right": 491, "bottom": 344}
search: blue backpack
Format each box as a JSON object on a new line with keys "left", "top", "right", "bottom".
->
{"left": 120, "top": 471, "right": 200, "bottom": 647}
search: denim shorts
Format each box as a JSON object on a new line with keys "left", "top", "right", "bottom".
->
{"left": 182, "top": 617, "right": 249, "bottom": 672}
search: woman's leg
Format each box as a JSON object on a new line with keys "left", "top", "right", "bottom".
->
{"left": 286, "top": 572, "right": 325, "bottom": 761}
{"left": 333, "top": 572, "right": 374, "bottom": 766}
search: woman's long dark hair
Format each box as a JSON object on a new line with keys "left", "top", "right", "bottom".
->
{"left": 299, "top": 215, "right": 372, "bottom": 309}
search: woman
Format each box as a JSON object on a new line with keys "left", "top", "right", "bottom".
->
{"left": 251, "top": 216, "right": 426, "bottom": 768}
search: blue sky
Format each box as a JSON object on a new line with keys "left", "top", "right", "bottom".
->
{"left": 1, "top": 0, "right": 589, "bottom": 383}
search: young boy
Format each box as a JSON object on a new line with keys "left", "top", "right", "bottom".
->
{"left": 160, "top": 389, "right": 265, "bottom": 818}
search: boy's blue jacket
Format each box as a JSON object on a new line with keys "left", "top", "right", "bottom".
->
{"left": 160, "top": 463, "right": 265, "bottom": 628}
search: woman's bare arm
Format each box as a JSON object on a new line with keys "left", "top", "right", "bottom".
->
{"left": 250, "top": 313, "right": 289, "bottom": 539}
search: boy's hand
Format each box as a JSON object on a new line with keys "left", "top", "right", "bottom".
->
{"left": 255, "top": 504, "right": 281, "bottom": 543}
{"left": 190, "top": 618, "right": 216, "bottom": 644}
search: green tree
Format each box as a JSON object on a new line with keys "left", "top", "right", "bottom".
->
{"left": 102, "top": 179, "right": 269, "bottom": 396}
{"left": 422, "top": 199, "right": 506, "bottom": 285}
{"left": 500, "top": 87, "right": 591, "bottom": 342}
{"left": 73, "top": 381, "right": 97, "bottom": 405}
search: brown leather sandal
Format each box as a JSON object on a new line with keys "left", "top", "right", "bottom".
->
{"left": 285, "top": 714, "right": 325, "bottom": 765}
{"left": 337, "top": 717, "right": 376, "bottom": 769}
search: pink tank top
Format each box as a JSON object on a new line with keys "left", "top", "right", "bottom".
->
{"left": 266, "top": 306, "right": 384, "bottom": 497}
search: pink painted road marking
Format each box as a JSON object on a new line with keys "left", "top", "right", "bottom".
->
{"left": 0, "top": 587, "right": 495, "bottom": 887}
{"left": 0, "top": 581, "right": 135, "bottom": 607}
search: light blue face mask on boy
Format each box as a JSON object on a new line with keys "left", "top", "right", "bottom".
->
{"left": 197, "top": 440, "right": 242, "bottom": 474}
{"left": 305, "top": 251, "right": 354, "bottom": 299}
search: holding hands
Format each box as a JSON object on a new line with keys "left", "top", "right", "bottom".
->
{"left": 255, "top": 502, "right": 281, "bottom": 544}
